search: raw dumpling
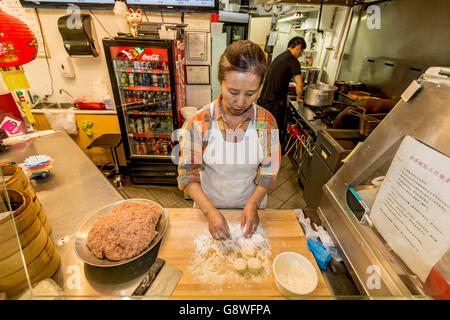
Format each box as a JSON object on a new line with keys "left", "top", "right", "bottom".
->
{"left": 234, "top": 258, "right": 247, "bottom": 273}
{"left": 247, "top": 257, "right": 263, "bottom": 273}
{"left": 237, "top": 238, "right": 255, "bottom": 257}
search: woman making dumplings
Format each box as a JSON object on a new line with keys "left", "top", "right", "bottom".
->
{"left": 177, "top": 40, "right": 280, "bottom": 240}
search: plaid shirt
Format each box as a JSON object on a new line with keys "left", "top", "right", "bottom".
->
{"left": 177, "top": 95, "right": 280, "bottom": 191}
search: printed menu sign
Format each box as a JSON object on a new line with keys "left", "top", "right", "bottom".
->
{"left": 371, "top": 136, "right": 450, "bottom": 282}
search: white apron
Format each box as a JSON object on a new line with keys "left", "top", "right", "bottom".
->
{"left": 198, "top": 102, "right": 267, "bottom": 209}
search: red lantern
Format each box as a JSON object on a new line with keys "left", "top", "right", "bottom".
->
{"left": 0, "top": 9, "right": 38, "bottom": 68}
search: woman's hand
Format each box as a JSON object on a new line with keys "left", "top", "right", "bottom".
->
{"left": 206, "top": 209, "right": 231, "bottom": 240}
{"left": 241, "top": 201, "right": 260, "bottom": 238}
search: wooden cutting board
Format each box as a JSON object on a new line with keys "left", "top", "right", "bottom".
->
{"left": 158, "top": 209, "right": 331, "bottom": 299}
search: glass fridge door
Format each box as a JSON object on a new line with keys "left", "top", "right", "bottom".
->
{"left": 109, "top": 45, "right": 175, "bottom": 158}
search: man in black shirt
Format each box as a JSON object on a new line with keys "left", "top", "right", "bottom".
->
{"left": 257, "top": 37, "right": 306, "bottom": 151}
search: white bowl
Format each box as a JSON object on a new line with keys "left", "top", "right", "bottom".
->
{"left": 181, "top": 106, "right": 198, "bottom": 121}
{"left": 272, "top": 252, "right": 318, "bottom": 297}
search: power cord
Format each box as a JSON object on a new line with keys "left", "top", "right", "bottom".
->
{"left": 34, "top": 8, "right": 54, "bottom": 97}
{"left": 89, "top": 9, "right": 113, "bottom": 38}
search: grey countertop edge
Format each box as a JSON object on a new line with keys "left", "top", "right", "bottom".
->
{"left": 31, "top": 109, "right": 117, "bottom": 115}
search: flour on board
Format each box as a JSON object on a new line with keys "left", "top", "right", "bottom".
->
{"left": 188, "top": 223, "right": 272, "bottom": 287}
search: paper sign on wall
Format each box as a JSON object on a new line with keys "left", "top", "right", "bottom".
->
{"left": 371, "top": 135, "right": 450, "bottom": 282}
{"left": 0, "top": 0, "right": 49, "bottom": 58}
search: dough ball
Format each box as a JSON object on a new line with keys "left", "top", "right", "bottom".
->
{"left": 247, "top": 258, "right": 263, "bottom": 273}
{"left": 234, "top": 258, "right": 247, "bottom": 273}
{"left": 238, "top": 237, "right": 256, "bottom": 257}
{"left": 251, "top": 234, "right": 265, "bottom": 247}
{"left": 241, "top": 244, "right": 256, "bottom": 257}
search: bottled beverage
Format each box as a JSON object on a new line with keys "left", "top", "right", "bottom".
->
{"left": 161, "top": 61, "right": 167, "bottom": 70}
{"left": 162, "top": 141, "right": 169, "bottom": 155}
{"left": 164, "top": 92, "right": 169, "bottom": 108}
{"left": 120, "top": 73, "right": 128, "bottom": 86}
{"left": 136, "top": 117, "right": 144, "bottom": 133}
{"left": 142, "top": 92, "right": 148, "bottom": 104}
{"left": 115, "top": 47, "right": 144, "bottom": 61}
{"left": 158, "top": 75, "right": 164, "bottom": 88}
{"left": 143, "top": 117, "right": 151, "bottom": 133}
{"left": 128, "top": 73, "right": 135, "bottom": 86}
{"left": 149, "top": 117, "right": 155, "bottom": 130}
{"left": 151, "top": 74, "right": 158, "bottom": 88}
{"left": 146, "top": 138, "right": 154, "bottom": 154}
{"left": 134, "top": 138, "right": 140, "bottom": 154}
{"left": 129, "top": 116, "right": 135, "bottom": 133}
{"left": 135, "top": 73, "right": 140, "bottom": 86}
{"left": 141, "top": 138, "right": 148, "bottom": 155}
{"left": 144, "top": 73, "right": 151, "bottom": 86}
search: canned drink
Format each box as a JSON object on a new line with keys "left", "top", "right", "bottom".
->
{"left": 128, "top": 73, "right": 135, "bottom": 86}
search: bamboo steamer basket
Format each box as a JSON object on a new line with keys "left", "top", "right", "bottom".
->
{"left": 0, "top": 190, "right": 40, "bottom": 242}
{"left": 1, "top": 165, "right": 51, "bottom": 234}
{"left": 0, "top": 238, "right": 60, "bottom": 298}
{"left": 0, "top": 189, "right": 60, "bottom": 297}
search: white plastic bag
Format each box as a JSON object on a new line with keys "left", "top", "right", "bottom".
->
{"left": 43, "top": 108, "right": 78, "bottom": 136}
{"left": 314, "top": 223, "right": 343, "bottom": 262}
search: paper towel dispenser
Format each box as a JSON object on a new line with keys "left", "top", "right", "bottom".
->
{"left": 58, "top": 14, "right": 99, "bottom": 57}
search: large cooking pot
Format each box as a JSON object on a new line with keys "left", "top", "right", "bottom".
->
{"left": 304, "top": 83, "right": 338, "bottom": 107}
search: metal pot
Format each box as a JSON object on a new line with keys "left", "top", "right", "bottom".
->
{"left": 304, "top": 83, "right": 338, "bottom": 107}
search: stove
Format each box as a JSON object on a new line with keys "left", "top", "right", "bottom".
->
{"left": 307, "top": 104, "right": 348, "bottom": 127}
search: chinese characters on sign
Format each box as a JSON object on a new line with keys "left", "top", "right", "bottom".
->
{"left": 370, "top": 136, "right": 450, "bottom": 283}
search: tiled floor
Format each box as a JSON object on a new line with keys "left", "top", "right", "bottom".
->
{"left": 117, "top": 155, "right": 307, "bottom": 210}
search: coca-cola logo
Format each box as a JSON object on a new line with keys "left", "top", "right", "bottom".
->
{"left": 141, "top": 54, "right": 160, "bottom": 61}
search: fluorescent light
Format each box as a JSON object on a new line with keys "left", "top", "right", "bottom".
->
{"left": 278, "top": 13, "right": 304, "bottom": 23}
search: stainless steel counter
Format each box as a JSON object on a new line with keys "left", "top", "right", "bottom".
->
{"left": 0, "top": 132, "right": 158, "bottom": 298}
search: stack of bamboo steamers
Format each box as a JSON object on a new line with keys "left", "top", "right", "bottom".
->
{"left": 0, "top": 165, "right": 60, "bottom": 299}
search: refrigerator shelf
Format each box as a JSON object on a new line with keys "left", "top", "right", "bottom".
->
{"left": 120, "top": 86, "right": 171, "bottom": 92}
{"left": 127, "top": 111, "right": 173, "bottom": 116}
{"left": 129, "top": 132, "right": 172, "bottom": 138}
{"left": 116, "top": 68, "right": 169, "bottom": 74}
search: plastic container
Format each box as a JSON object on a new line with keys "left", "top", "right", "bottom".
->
{"left": 211, "top": 22, "right": 224, "bottom": 33}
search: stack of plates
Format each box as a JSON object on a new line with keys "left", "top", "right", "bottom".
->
{"left": 24, "top": 155, "right": 53, "bottom": 178}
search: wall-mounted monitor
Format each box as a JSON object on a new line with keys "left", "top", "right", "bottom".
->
{"left": 126, "top": 0, "right": 219, "bottom": 12}
{"left": 19, "top": 0, "right": 116, "bottom": 9}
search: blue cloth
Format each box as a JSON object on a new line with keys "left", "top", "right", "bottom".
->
{"left": 307, "top": 238, "right": 331, "bottom": 271}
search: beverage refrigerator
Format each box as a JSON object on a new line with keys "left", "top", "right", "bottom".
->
{"left": 103, "top": 37, "right": 186, "bottom": 184}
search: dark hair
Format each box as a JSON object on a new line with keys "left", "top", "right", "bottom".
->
{"left": 218, "top": 40, "right": 267, "bottom": 85}
{"left": 288, "top": 37, "right": 307, "bottom": 49}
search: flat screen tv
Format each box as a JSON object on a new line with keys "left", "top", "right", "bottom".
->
{"left": 19, "top": 0, "right": 116, "bottom": 9}
{"left": 126, "top": 0, "right": 219, "bottom": 12}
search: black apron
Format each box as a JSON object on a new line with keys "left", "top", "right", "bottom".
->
{"left": 257, "top": 98, "right": 288, "bottom": 150}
